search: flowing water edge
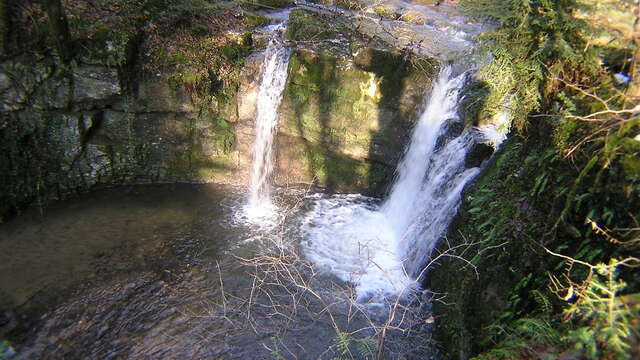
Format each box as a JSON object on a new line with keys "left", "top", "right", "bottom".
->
{"left": 300, "top": 67, "right": 483, "bottom": 302}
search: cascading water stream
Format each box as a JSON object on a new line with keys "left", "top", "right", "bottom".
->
{"left": 246, "top": 22, "right": 291, "bottom": 220}
{"left": 301, "top": 66, "right": 483, "bottom": 300}
{"left": 381, "top": 66, "right": 481, "bottom": 277}
{"left": 382, "top": 66, "right": 466, "bottom": 232}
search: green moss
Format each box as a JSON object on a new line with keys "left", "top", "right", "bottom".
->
{"left": 284, "top": 49, "right": 371, "bottom": 140}
{"left": 192, "top": 155, "right": 232, "bottom": 180}
{"left": 240, "top": 0, "right": 294, "bottom": 11}
{"left": 162, "top": 109, "right": 235, "bottom": 182}
{"left": 165, "top": 143, "right": 232, "bottom": 181}
{"left": 210, "top": 117, "right": 235, "bottom": 154}
{"left": 281, "top": 47, "right": 435, "bottom": 194}
{"left": 219, "top": 41, "right": 252, "bottom": 64}
{"left": 459, "top": 80, "right": 491, "bottom": 126}
{"left": 307, "top": 0, "right": 361, "bottom": 10}
{"left": 334, "top": 0, "right": 361, "bottom": 10}
{"left": 354, "top": 49, "right": 418, "bottom": 104}
{"left": 243, "top": 13, "right": 270, "bottom": 28}
{"left": 299, "top": 143, "right": 370, "bottom": 190}
{"left": 373, "top": 6, "right": 395, "bottom": 19}
{"left": 285, "top": 8, "right": 351, "bottom": 42}
{"left": 552, "top": 118, "right": 582, "bottom": 150}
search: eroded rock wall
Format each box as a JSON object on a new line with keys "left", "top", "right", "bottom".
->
{"left": 0, "top": 57, "right": 239, "bottom": 221}
{"left": 237, "top": 7, "right": 438, "bottom": 194}
{"left": 276, "top": 48, "right": 435, "bottom": 194}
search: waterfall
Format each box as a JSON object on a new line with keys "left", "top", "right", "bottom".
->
{"left": 301, "top": 66, "right": 482, "bottom": 300}
{"left": 246, "top": 23, "right": 291, "bottom": 219}
{"left": 381, "top": 66, "right": 481, "bottom": 277}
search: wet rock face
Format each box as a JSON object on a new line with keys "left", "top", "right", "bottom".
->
{"left": 72, "top": 66, "right": 121, "bottom": 103}
{"left": 134, "top": 79, "right": 195, "bottom": 113}
{"left": 236, "top": 53, "right": 263, "bottom": 124}
{"left": 231, "top": 10, "right": 439, "bottom": 195}
{"left": 233, "top": 52, "right": 264, "bottom": 184}
{"left": 464, "top": 143, "right": 494, "bottom": 168}
{"left": 244, "top": 7, "right": 441, "bottom": 195}
{"left": 275, "top": 47, "right": 437, "bottom": 195}
{"left": 0, "top": 59, "right": 239, "bottom": 221}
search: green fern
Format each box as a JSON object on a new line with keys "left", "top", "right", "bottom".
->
{"left": 270, "top": 336, "right": 284, "bottom": 360}
{"left": 531, "top": 289, "right": 553, "bottom": 316}
{"left": 354, "top": 337, "right": 376, "bottom": 358}
{"left": 330, "top": 333, "right": 376, "bottom": 360}
{"left": 335, "top": 332, "right": 351, "bottom": 357}
{"left": 474, "top": 317, "right": 563, "bottom": 360}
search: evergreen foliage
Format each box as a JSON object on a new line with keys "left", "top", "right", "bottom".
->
{"left": 459, "top": 0, "right": 599, "bottom": 131}
{"left": 329, "top": 332, "right": 377, "bottom": 360}
{"left": 562, "top": 259, "right": 639, "bottom": 358}
{"left": 432, "top": 1, "right": 640, "bottom": 358}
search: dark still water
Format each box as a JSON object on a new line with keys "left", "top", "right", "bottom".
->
{"left": 0, "top": 184, "right": 435, "bottom": 359}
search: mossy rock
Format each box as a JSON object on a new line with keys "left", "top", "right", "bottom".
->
{"left": 373, "top": 6, "right": 396, "bottom": 20}
{"left": 277, "top": 47, "right": 436, "bottom": 194}
{"left": 307, "top": 0, "right": 361, "bottom": 10}
{"left": 459, "top": 79, "right": 491, "bottom": 126}
{"left": 427, "top": 117, "right": 640, "bottom": 358}
{"left": 275, "top": 134, "right": 390, "bottom": 193}
{"left": 285, "top": 8, "right": 353, "bottom": 43}
{"left": 240, "top": 0, "right": 294, "bottom": 11}
{"left": 243, "top": 12, "right": 270, "bottom": 28}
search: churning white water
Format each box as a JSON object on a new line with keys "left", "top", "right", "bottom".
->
{"left": 382, "top": 67, "right": 467, "bottom": 232}
{"left": 246, "top": 23, "right": 291, "bottom": 220}
{"left": 381, "top": 67, "right": 481, "bottom": 277}
{"left": 301, "top": 66, "right": 483, "bottom": 301}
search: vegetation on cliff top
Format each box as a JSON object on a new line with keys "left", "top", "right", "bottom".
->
{"left": 2, "top": 1, "right": 278, "bottom": 97}
{"left": 430, "top": 0, "right": 640, "bottom": 358}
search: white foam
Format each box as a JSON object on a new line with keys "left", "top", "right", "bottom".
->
{"left": 301, "top": 195, "right": 416, "bottom": 301}
{"left": 301, "top": 67, "right": 484, "bottom": 300}
{"left": 382, "top": 66, "right": 466, "bottom": 233}
{"left": 476, "top": 109, "right": 510, "bottom": 149}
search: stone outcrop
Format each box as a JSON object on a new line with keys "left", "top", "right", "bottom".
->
{"left": 237, "top": 8, "right": 439, "bottom": 194}
{"left": 276, "top": 47, "right": 436, "bottom": 194}
{"left": 0, "top": 57, "right": 239, "bottom": 221}
{"left": 72, "top": 66, "right": 121, "bottom": 103}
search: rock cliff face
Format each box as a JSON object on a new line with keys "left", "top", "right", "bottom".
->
{"left": 236, "top": 46, "right": 436, "bottom": 194}
{"left": 0, "top": 57, "right": 239, "bottom": 221}
{"left": 240, "top": 8, "right": 438, "bottom": 194}
{"left": 278, "top": 48, "right": 435, "bottom": 194}
{"left": 0, "top": 7, "right": 438, "bottom": 220}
